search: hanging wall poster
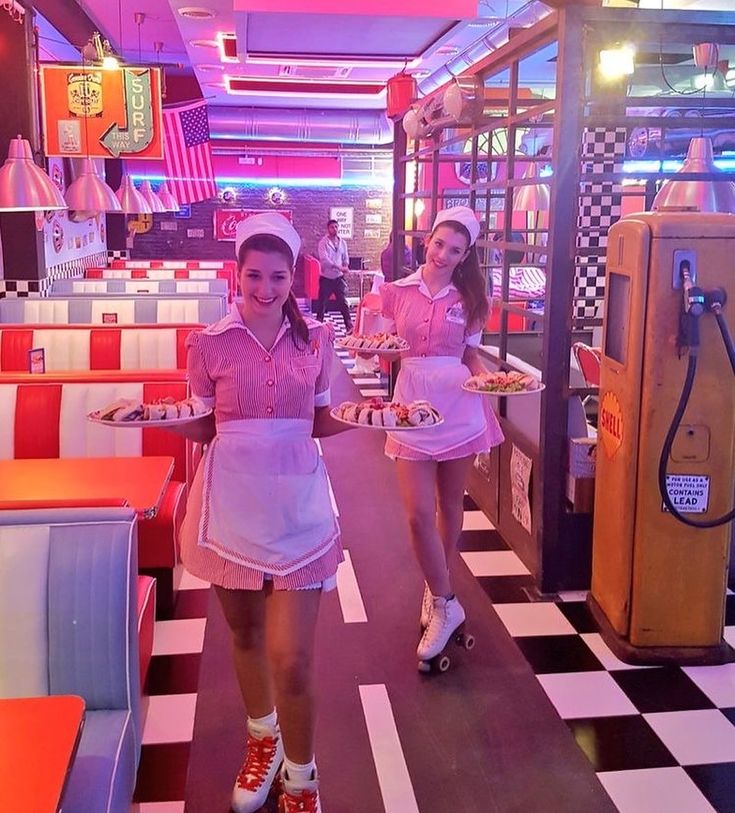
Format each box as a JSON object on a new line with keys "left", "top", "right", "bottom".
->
{"left": 510, "top": 444, "right": 533, "bottom": 534}
{"left": 329, "top": 207, "right": 353, "bottom": 239}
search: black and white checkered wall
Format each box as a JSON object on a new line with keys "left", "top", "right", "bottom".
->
{"left": 0, "top": 250, "right": 107, "bottom": 298}
{"left": 574, "top": 128, "right": 626, "bottom": 320}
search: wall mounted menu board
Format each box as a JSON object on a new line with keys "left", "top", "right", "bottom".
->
{"left": 40, "top": 66, "right": 164, "bottom": 160}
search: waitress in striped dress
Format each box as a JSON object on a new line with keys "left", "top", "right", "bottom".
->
{"left": 378, "top": 206, "right": 504, "bottom": 667}
{"left": 174, "top": 213, "right": 350, "bottom": 813}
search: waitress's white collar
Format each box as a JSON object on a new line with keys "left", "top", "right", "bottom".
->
{"left": 394, "top": 267, "right": 457, "bottom": 301}
{"left": 204, "top": 302, "right": 292, "bottom": 346}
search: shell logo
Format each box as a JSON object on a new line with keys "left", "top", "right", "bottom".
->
{"left": 599, "top": 391, "right": 624, "bottom": 459}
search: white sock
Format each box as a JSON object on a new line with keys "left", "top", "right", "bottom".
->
{"left": 247, "top": 709, "right": 278, "bottom": 737}
{"left": 283, "top": 756, "right": 316, "bottom": 785}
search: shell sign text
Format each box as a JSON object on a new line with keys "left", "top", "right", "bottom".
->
{"left": 599, "top": 391, "right": 624, "bottom": 459}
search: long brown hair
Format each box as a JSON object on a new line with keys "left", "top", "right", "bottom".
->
{"left": 238, "top": 233, "right": 309, "bottom": 345}
{"left": 433, "top": 221, "right": 489, "bottom": 327}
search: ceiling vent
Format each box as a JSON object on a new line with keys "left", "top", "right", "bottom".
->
{"left": 280, "top": 64, "right": 352, "bottom": 80}
{"left": 178, "top": 6, "right": 217, "bottom": 19}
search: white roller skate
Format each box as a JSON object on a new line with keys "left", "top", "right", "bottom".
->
{"left": 417, "top": 595, "right": 475, "bottom": 673}
{"left": 279, "top": 767, "right": 322, "bottom": 813}
{"left": 420, "top": 583, "right": 432, "bottom": 629}
{"left": 231, "top": 727, "right": 284, "bottom": 813}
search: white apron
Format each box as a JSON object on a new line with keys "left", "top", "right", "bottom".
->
{"left": 198, "top": 419, "right": 339, "bottom": 573}
{"left": 387, "top": 356, "right": 487, "bottom": 456}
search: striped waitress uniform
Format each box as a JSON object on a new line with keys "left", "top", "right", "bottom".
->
{"left": 379, "top": 269, "right": 504, "bottom": 461}
{"left": 180, "top": 303, "right": 343, "bottom": 590}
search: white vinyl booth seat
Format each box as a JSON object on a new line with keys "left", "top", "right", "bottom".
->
{"left": 50, "top": 278, "right": 228, "bottom": 297}
{"left": 0, "top": 325, "right": 199, "bottom": 372}
{"left": 0, "top": 506, "right": 141, "bottom": 813}
{"left": 90, "top": 268, "right": 222, "bottom": 280}
{"left": 0, "top": 295, "right": 226, "bottom": 325}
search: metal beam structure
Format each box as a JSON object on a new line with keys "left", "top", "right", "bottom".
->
{"left": 392, "top": 5, "right": 735, "bottom": 593}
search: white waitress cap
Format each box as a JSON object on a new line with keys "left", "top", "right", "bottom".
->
{"left": 431, "top": 205, "right": 480, "bottom": 246}
{"left": 235, "top": 212, "right": 301, "bottom": 262}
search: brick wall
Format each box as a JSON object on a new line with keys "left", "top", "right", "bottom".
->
{"left": 129, "top": 185, "right": 392, "bottom": 270}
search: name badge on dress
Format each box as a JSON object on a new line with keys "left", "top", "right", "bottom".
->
{"left": 445, "top": 303, "right": 467, "bottom": 325}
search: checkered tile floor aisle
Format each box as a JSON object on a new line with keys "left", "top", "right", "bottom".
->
{"left": 131, "top": 570, "right": 209, "bottom": 812}
{"left": 459, "top": 494, "right": 735, "bottom": 813}
{"left": 324, "top": 312, "right": 390, "bottom": 399}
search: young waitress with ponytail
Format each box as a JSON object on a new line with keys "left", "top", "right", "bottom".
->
{"left": 175, "top": 213, "right": 351, "bottom": 813}
{"left": 378, "top": 206, "right": 504, "bottom": 667}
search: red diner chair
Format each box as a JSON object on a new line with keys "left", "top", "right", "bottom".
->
{"left": 572, "top": 342, "right": 601, "bottom": 405}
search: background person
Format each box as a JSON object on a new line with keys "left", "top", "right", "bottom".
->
{"left": 316, "top": 218, "right": 353, "bottom": 332}
{"left": 174, "top": 212, "right": 352, "bottom": 813}
{"left": 380, "top": 234, "right": 413, "bottom": 280}
{"left": 378, "top": 206, "right": 504, "bottom": 667}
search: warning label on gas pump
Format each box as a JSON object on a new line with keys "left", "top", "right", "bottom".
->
{"left": 663, "top": 474, "right": 710, "bottom": 514}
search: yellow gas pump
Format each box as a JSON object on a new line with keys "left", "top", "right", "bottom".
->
{"left": 589, "top": 212, "right": 735, "bottom": 664}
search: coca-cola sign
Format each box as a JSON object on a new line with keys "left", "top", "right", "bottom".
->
{"left": 214, "top": 208, "right": 293, "bottom": 241}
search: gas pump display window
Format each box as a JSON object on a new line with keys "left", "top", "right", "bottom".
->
{"left": 605, "top": 272, "right": 630, "bottom": 365}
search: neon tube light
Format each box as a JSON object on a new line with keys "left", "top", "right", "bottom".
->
{"left": 129, "top": 174, "right": 393, "bottom": 189}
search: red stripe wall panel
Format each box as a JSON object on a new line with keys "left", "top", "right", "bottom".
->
{"left": 85, "top": 268, "right": 103, "bottom": 278}
{"left": 15, "top": 384, "right": 62, "bottom": 458}
{"left": 142, "top": 382, "right": 189, "bottom": 481}
{"left": 1, "top": 330, "right": 34, "bottom": 372}
{"left": 131, "top": 269, "right": 148, "bottom": 279}
{"left": 176, "top": 329, "right": 190, "bottom": 370}
{"left": 90, "top": 329, "right": 122, "bottom": 370}
{"left": 174, "top": 269, "right": 187, "bottom": 279}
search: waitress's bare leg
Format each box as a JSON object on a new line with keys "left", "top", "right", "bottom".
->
{"left": 436, "top": 455, "right": 475, "bottom": 562}
{"left": 214, "top": 585, "right": 274, "bottom": 718}
{"left": 265, "top": 587, "right": 322, "bottom": 763}
{"left": 396, "top": 458, "right": 451, "bottom": 597}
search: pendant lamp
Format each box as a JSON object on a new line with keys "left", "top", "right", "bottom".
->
{"left": 0, "top": 135, "right": 67, "bottom": 212}
{"left": 652, "top": 136, "right": 735, "bottom": 213}
{"left": 513, "top": 162, "right": 550, "bottom": 212}
{"left": 140, "top": 180, "right": 166, "bottom": 213}
{"left": 157, "top": 181, "right": 180, "bottom": 212}
{"left": 64, "top": 158, "right": 122, "bottom": 213}
{"left": 116, "top": 174, "right": 152, "bottom": 214}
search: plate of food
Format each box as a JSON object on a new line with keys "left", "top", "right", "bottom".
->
{"left": 331, "top": 397, "right": 443, "bottom": 430}
{"left": 462, "top": 370, "right": 544, "bottom": 396}
{"left": 336, "top": 333, "right": 409, "bottom": 355}
{"left": 87, "top": 396, "right": 212, "bottom": 427}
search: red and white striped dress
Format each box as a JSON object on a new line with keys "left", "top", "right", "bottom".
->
{"left": 180, "top": 304, "right": 343, "bottom": 590}
{"left": 379, "top": 270, "right": 504, "bottom": 461}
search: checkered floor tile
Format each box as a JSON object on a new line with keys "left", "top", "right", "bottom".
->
{"left": 458, "top": 503, "right": 735, "bottom": 813}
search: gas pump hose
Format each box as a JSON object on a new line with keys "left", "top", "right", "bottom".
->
{"left": 658, "top": 349, "right": 735, "bottom": 529}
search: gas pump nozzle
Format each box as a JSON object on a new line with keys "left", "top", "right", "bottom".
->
{"left": 678, "top": 262, "right": 705, "bottom": 352}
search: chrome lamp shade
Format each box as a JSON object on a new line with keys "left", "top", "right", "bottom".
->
{"left": 116, "top": 174, "right": 152, "bottom": 214}
{"left": 140, "top": 180, "right": 167, "bottom": 213}
{"left": 652, "top": 137, "right": 735, "bottom": 213}
{"left": 157, "top": 181, "right": 180, "bottom": 212}
{"left": 0, "top": 136, "right": 67, "bottom": 212}
{"left": 65, "top": 158, "right": 122, "bottom": 213}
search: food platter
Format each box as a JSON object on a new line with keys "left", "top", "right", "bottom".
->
{"left": 461, "top": 382, "right": 545, "bottom": 397}
{"left": 336, "top": 334, "right": 409, "bottom": 355}
{"left": 462, "top": 371, "right": 544, "bottom": 397}
{"left": 87, "top": 409, "right": 212, "bottom": 428}
{"left": 87, "top": 396, "right": 212, "bottom": 427}
{"left": 329, "top": 408, "right": 443, "bottom": 431}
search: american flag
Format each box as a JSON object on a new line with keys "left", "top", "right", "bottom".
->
{"left": 162, "top": 101, "right": 217, "bottom": 204}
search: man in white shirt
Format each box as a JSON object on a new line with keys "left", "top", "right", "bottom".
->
{"left": 316, "top": 218, "right": 353, "bottom": 332}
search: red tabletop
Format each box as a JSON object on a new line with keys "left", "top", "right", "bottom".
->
{"left": 0, "top": 695, "right": 85, "bottom": 813}
{"left": 0, "top": 456, "right": 174, "bottom": 520}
